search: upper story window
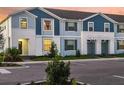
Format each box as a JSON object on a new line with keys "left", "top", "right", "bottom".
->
{"left": 119, "top": 24, "right": 124, "bottom": 33}
{"left": 20, "top": 17, "right": 28, "bottom": 29}
{"left": 65, "top": 22, "right": 77, "bottom": 31}
{"left": 43, "top": 19, "right": 53, "bottom": 31}
{"left": 104, "top": 23, "right": 110, "bottom": 32}
{"left": 88, "top": 22, "right": 94, "bottom": 31}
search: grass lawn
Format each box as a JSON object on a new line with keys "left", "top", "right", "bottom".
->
{"left": 31, "top": 54, "right": 124, "bottom": 61}
{"left": 0, "top": 55, "right": 3, "bottom": 62}
{"left": 0, "top": 63, "right": 21, "bottom": 67}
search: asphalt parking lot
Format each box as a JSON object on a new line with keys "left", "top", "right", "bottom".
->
{"left": 1, "top": 59, "right": 124, "bottom": 85}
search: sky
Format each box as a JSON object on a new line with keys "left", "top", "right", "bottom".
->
{"left": 1, "top": 7, "right": 124, "bottom": 22}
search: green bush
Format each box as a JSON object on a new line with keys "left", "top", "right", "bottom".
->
{"left": 4, "top": 48, "right": 22, "bottom": 62}
{"left": 45, "top": 58, "right": 70, "bottom": 85}
{"left": 48, "top": 42, "right": 58, "bottom": 58}
{"left": 76, "top": 49, "right": 81, "bottom": 57}
{"left": 0, "top": 52, "right": 4, "bottom": 56}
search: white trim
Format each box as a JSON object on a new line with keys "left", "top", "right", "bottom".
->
{"left": 100, "top": 13, "right": 118, "bottom": 23}
{"left": 118, "top": 23, "right": 124, "bottom": 25}
{"left": 63, "top": 18, "right": 82, "bottom": 21}
{"left": 25, "top": 11, "right": 37, "bottom": 18}
{"left": 42, "top": 18, "right": 54, "bottom": 33}
{"left": 19, "top": 17, "right": 28, "bottom": 29}
{"left": 104, "top": 22, "right": 110, "bottom": 32}
{"left": 10, "top": 10, "right": 37, "bottom": 18}
{"left": 88, "top": 22, "right": 94, "bottom": 32}
{"left": 36, "top": 35, "right": 81, "bottom": 38}
{"left": 82, "top": 12, "right": 118, "bottom": 23}
{"left": 82, "top": 13, "right": 98, "bottom": 21}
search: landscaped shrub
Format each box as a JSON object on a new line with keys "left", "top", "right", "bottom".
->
{"left": 4, "top": 48, "right": 22, "bottom": 62}
{"left": 45, "top": 58, "right": 70, "bottom": 85}
{"left": 0, "top": 52, "right": 4, "bottom": 56}
{"left": 76, "top": 49, "right": 81, "bottom": 57}
{"left": 48, "top": 42, "right": 58, "bottom": 58}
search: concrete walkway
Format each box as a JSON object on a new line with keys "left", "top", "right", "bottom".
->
{"left": 4, "top": 57, "right": 124, "bottom": 65}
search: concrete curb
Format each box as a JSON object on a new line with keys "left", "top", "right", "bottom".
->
{"left": 21, "top": 80, "right": 88, "bottom": 85}
{"left": 0, "top": 65, "right": 30, "bottom": 69}
{"left": 4, "top": 57, "right": 124, "bottom": 65}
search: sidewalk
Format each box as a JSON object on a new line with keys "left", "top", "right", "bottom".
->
{"left": 5, "top": 57, "right": 124, "bottom": 65}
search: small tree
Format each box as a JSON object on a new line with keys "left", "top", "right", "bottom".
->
{"left": 4, "top": 48, "right": 22, "bottom": 62}
{"left": 76, "top": 49, "right": 81, "bottom": 57}
{"left": 49, "top": 42, "right": 58, "bottom": 58}
{"left": 0, "top": 34, "right": 5, "bottom": 62}
{"left": 46, "top": 42, "right": 70, "bottom": 85}
{"left": 45, "top": 59, "right": 70, "bottom": 85}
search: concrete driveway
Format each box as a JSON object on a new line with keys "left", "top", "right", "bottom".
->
{"left": 1, "top": 59, "right": 124, "bottom": 85}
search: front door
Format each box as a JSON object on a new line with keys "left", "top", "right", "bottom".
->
{"left": 18, "top": 39, "right": 28, "bottom": 55}
{"left": 18, "top": 41, "right": 22, "bottom": 54}
{"left": 101, "top": 40, "right": 109, "bottom": 55}
{"left": 87, "top": 40, "right": 96, "bottom": 55}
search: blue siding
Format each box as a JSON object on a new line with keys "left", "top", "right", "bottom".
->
{"left": 29, "top": 8, "right": 60, "bottom": 35}
{"left": 83, "top": 15, "right": 114, "bottom": 32}
{"left": 12, "top": 11, "right": 35, "bottom": 29}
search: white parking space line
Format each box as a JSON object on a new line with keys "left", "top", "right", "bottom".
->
{"left": 113, "top": 75, "right": 124, "bottom": 79}
{"left": 0, "top": 69, "right": 11, "bottom": 74}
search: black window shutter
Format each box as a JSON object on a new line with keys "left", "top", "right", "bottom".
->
{"left": 65, "top": 22, "right": 68, "bottom": 31}
{"left": 75, "top": 40, "right": 77, "bottom": 50}
{"left": 75, "top": 23, "right": 77, "bottom": 31}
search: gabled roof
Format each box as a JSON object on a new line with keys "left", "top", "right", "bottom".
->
{"left": 44, "top": 8, "right": 124, "bottom": 23}
{"left": 44, "top": 8, "right": 96, "bottom": 19}
{"left": 0, "top": 8, "right": 37, "bottom": 25}
{"left": 82, "top": 13, "right": 118, "bottom": 23}
{"left": 1, "top": 7, "right": 124, "bottom": 24}
{"left": 106, "top": 14, "right": 124, "bottom": 23}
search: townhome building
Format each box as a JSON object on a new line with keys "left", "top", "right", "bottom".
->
{"left": 0, "top": 7, "right": 124, "bottom": 56}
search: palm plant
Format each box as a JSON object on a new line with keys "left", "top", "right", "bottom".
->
{"left": 4, "top": 48, "right": 22, "bottom": 62}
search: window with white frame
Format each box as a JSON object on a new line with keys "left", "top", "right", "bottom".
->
{"left": 119, "top": 24, "right": 124, "bottom": 33}
{"left": 88, "top": 22, "right": 94, "bottom": 31}
{"left": 43, "top": 19, "right": 53, "bottom": 31}
{"left": 65, "top": 40, "right": 77, "bottom": 50}
{"left": 43, "top": 39, "right": 52, "bottom": 51}
{"left": 65, "top": 22, "right": 77, "bottom": 31}
{"left": 117, "top": 40, "right": 124, "bottom": 50}
{"left": 104, "top": 23, "right": 110, "bottom": 32}
{"left": 20, "top": 17, "right": 28, "bottom": 29}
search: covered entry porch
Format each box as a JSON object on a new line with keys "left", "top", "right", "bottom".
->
{"left": 18, "top": 38, "right": 29, "bottom": 55}
{"left": 87, "top": 40, "right": 110, "bottom": 55}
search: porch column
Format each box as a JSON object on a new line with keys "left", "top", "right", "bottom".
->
{"left": 96, "top": 40, "right": 101, "bottom": 55}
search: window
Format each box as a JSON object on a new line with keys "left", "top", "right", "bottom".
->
{"left": 117, "top": 40, "right": 124, "bottom": 50}
{"left": 104, "top": 23, "right": 110, "bottom": 32}
{"left": 43, "top": 19, "right": 53, "bottom": 31}
{"left": 119, "top": 24, "right": 124, "bottom": 33}
{"left": 65, "top": 22, "right": 77, "bottom": 31}
{"left": 43, "top": 39, "right": 52, "bottom": 51}
{"left": 88, "top": 22, "right": 94, "bottom": 31}
{"left": 65, "top": 40, "right": 77, "bottom": 50}
{"left": 20, "top": 18, "right": 28, "bottom": 29}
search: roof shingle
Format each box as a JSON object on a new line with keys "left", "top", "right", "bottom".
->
{"left": 45, "top": 8, "right": 124, "bottom": 22}
{"left": 44, "top": 8, "right": 95, "bottom": 19}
